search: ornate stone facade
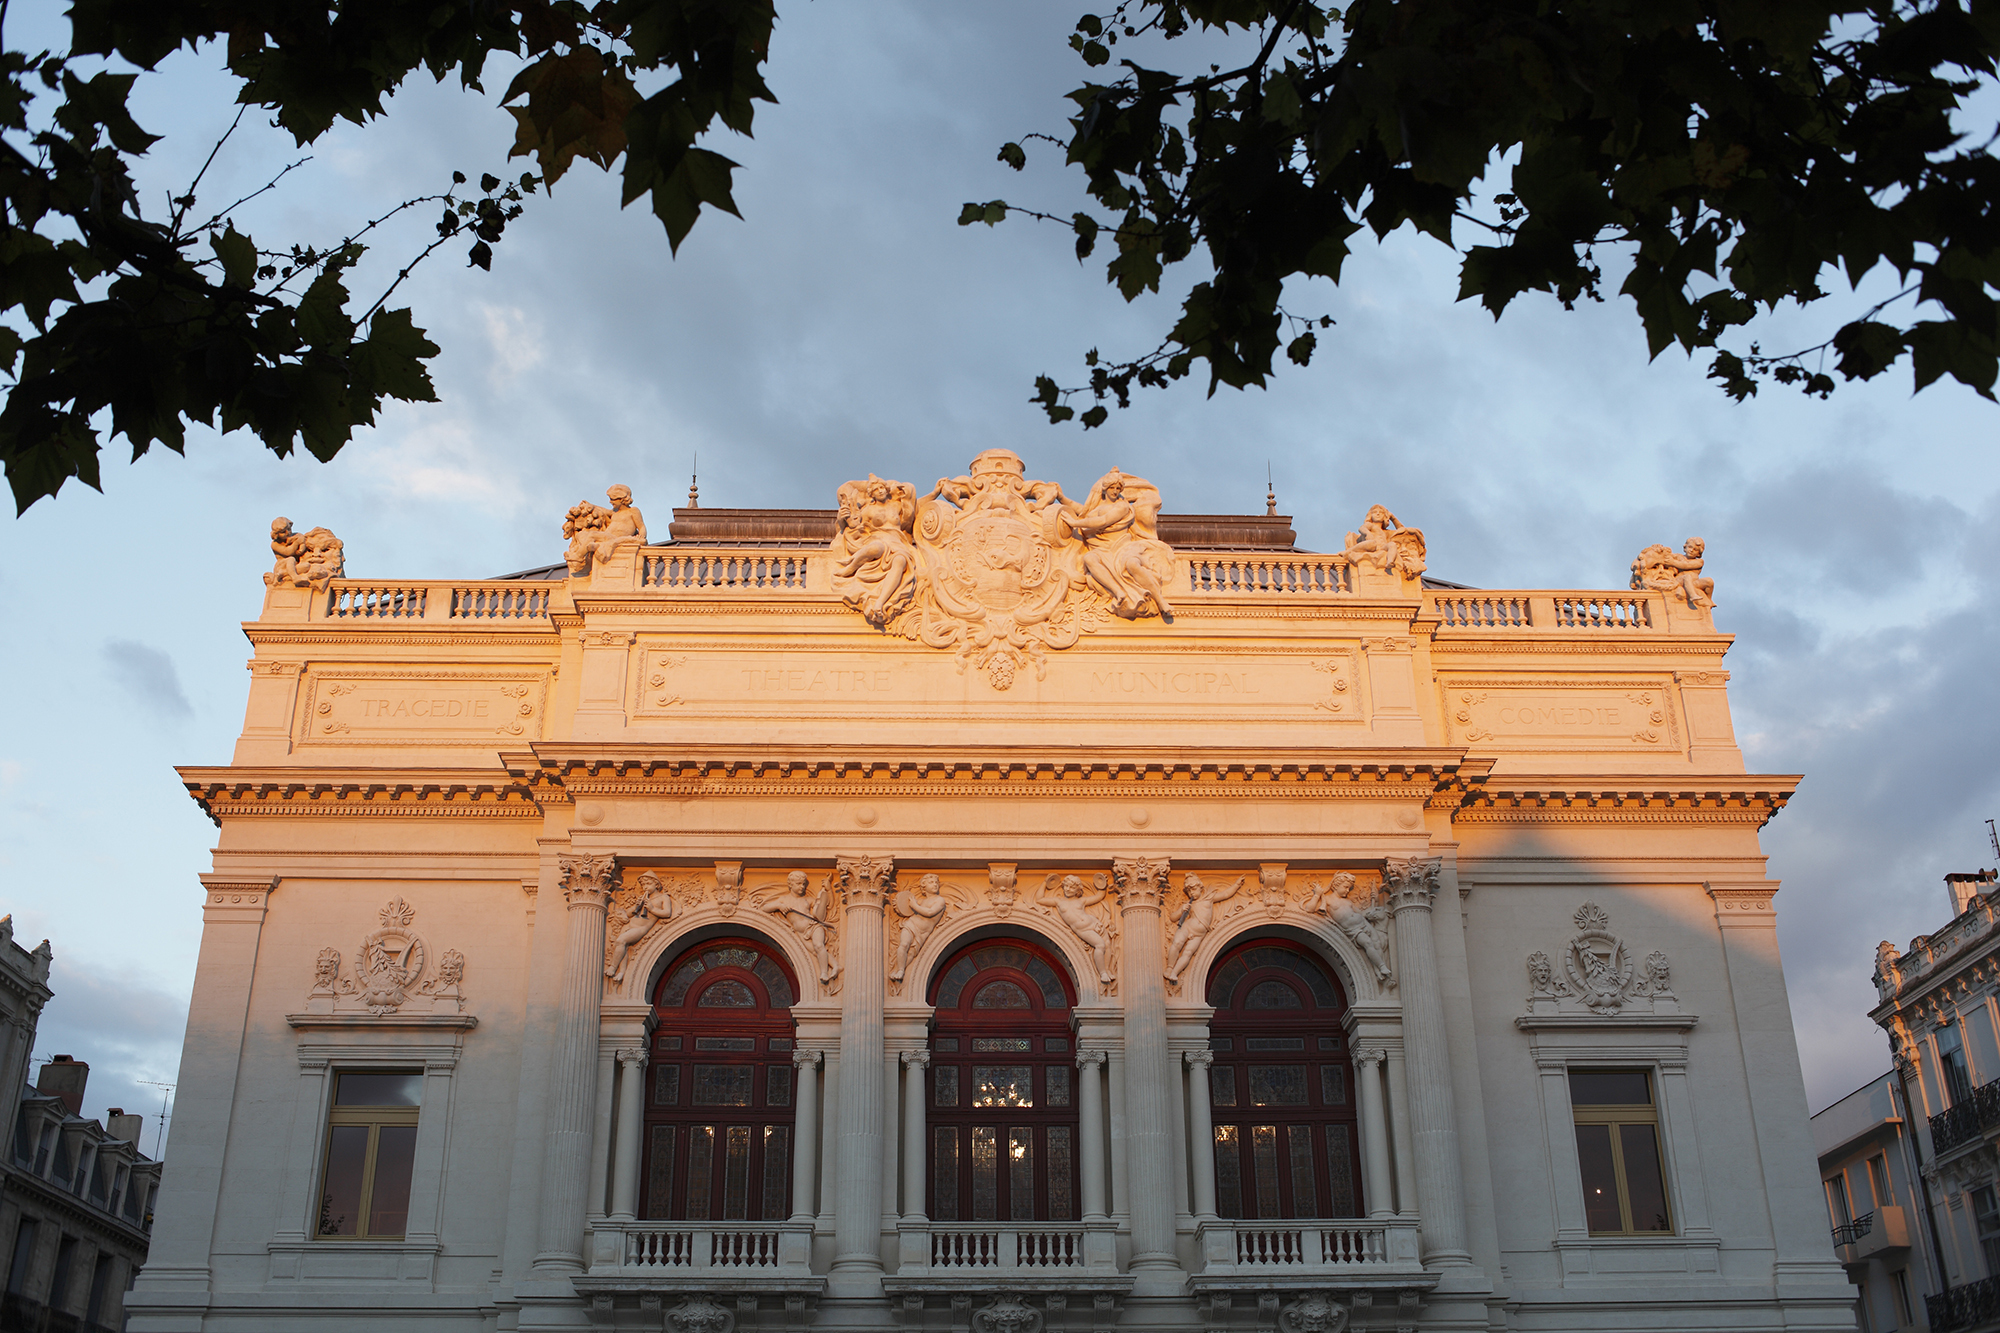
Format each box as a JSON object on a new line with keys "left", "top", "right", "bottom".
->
{"left": 134, "top": 454, "right": 1847, "bottom": 1333}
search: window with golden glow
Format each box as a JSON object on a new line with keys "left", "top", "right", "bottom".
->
{"left": 318, "top": 1071, "right": 421, "bottom": 1239}
{"left": 1570, "top": 1069, "right": 1672, "bottom": 1235}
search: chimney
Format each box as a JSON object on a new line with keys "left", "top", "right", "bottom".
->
{"left": 105, "top": 1111, "right": 144, "bottom": 1146}
{"left": 36, "top": 1055, "right": 87, "bottom": 1116}
{"left": 1947, "top": 870, "right": 2000, "bottom": 917}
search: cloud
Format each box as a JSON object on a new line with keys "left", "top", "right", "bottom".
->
{"left": 30, "top": 955, "right": 189, "bottom": 1154}
{"left": 102, "top": 641, "right": 193, "bottom": 720}
{"left": 480, "top": 303, "right": 547, "bottom": 382}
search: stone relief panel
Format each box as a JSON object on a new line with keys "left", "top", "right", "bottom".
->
{"left": 1035, "top": 872, "right": 1121, "bottom": 994}
{"left": 1438, "top": 675, "right": 1681, "bottom": 752}
{"left": 1303, "top": 872, "right": 1395, "bottom": 988}
{"left": 1526, "top": 902, "right": 1677, "bottom": 1016}
{"left": 885, "top": 873, "right": 972, "bottom": 996}
{"left": 826, "top": 450, "right": 1176, "bottom": 689}
{"left": 756, "top": 871, "right": 843, "bottom": 994}
{"left": 605, "top": 870, "right": 703, "bottom": 983}
{"left": 306, "top": 896, "right": 466, "bottom": 1016}
{"left": 1164, "top": 873, "right": 1246, "bottom": 993}
{"left": 296, "top": 669, "right": 548, "bottom": 746}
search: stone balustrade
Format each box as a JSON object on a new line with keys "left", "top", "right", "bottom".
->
{"left": 1194, "top": 1218, "right": 1425, "bottom": 1277}
{"left": 586, "top": 1220, "right": 814, "bottom": 1275}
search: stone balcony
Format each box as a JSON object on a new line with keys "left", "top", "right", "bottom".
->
{"left": 1832, "top": 1207, "right": 1911, "bottom": 1265}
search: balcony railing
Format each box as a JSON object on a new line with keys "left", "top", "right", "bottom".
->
{"left": 893, "top": 1221, "right": 1116, "bottom": 1274}
{"left": 585, "top": 1220, "right": 812, "bottom": 1276}
{"left": 1831, "top": 1211, "right": 1874, "bottom": 1247}
{"left": 1931, "top": 1078, "right": 2000, "bottom": 1155}
{"left": 1195, "top": 1217, "right": 1425, "bottom": 1276}
{"left": 1930, "top": 1272, "right": 2000, "bottom": 1333}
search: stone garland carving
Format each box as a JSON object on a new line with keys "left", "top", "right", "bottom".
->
{"left": 1630, "top": 537, "right": 1714, "bottom": 609}
{"left": 308, "top": 897, "right": 467, "bottom": 1016}
{"left": 886, "top": 873, "right": 969, "bottom": 995}
{"left": 1280, "top": 1292, "right": 1350, "bottom": 1333}
{"left": 1526, "top": 902, "right": 1677, "bottom": 1016}
{"left": 756, "top": 872, "right": 842, "bottom": 993}
{"left": 1163, "top": 873, "right": 1245, "bottom": 991}
{"left": 1336, "top": 504, "right": 1425, "bottom": 578}
{"left": 971, "top": 1294, "right": 1043, "bottom": 1333}
{"left": 1926, "top": 1142, "right": 1999, "bottom": 1198}
{"left": 561, "top": 484, "right": 648, "bottom": 576}
{"left": 666, "top": 1295, "right": 734, "bottom": 1333}
{"left": 1036, "top": 873, "right": 1120, "bottom": 992}
{"left": 606, "top": 871, "right": 703, "bottom": 982}
{"left": 1304, "top": 872, "right": 1395, "bottom": 987}
{"left": 827, "top": 450, "right": 1175, "bottom": 689}
{"left": 263, "top": 517, "right": 345, "bottom": 589}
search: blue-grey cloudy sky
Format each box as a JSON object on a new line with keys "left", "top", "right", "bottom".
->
{"left": 1, "top": 2, "right": 1995, "bottom": 1145}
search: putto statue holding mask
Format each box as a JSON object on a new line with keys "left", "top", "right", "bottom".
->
{"left": 823, "top": 450, "right": 1178, "bottom": 688}
{"left": 562, "top": 484, "right": 648, "bottom": 576}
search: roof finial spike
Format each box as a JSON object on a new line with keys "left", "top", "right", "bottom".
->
{"left": 1265, "top": 460, "right": 1277, "bottom": 517}
{"left": 687, "top": 452, "right": 700, "bottom": 509}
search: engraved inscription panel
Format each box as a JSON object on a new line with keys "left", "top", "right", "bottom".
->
{"left": 298, "top": 670, "right": 548, "bottom": 744}
{"left": 1442, "top": 678, "right": 1679, "bottom": 750}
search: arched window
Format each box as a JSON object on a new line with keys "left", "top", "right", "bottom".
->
{"left": 1205, "top": 939, "right": 1361, "bottom": 1219}
{"left": 928, "top": 940, "right": 1078, "bottom": 1222}
{"left": 641, "top": 939, "right": 799, "bottom": 1220}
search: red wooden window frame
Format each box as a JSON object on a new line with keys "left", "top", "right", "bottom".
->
{"left": 926, "top": 939, "right": 1080, "bottom": 1223}
{"left": 1205, "top": 938, "right": 1363, "bottom": 1219}
{"left": 639, "top": 938, "right": 800, "bottom": 1221}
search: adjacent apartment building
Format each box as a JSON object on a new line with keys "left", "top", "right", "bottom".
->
{"left": 0, "top": 915, "right": 163, "bottom": 1332}
{"left": 1813, "top": 1070, "right": 1939, "bottom": 1331}
{"left": 129, "top": 452, "right": 1853, "bottom": 1332}
{"left": 1870, "top": 868, "right": 2000, "bottom": 1333}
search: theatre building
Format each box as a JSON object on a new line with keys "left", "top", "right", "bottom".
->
{"left": 129, "top": 452, "right": 1851, "bottom": 1333}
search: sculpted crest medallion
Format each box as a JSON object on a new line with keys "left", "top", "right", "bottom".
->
{"left": 829, "top": 450, "right": 1176, "bottom": 688}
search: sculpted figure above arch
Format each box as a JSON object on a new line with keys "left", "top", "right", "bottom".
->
{"left": 825, "top": 450, "right": 1178, "bottom": 689}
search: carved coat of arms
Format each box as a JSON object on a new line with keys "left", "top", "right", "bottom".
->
{"left": 1526, "top": 901, "right": 1674, "bottom": 1016}
{"left": 830, "top": 450, "right": 1175, "bottom": 688}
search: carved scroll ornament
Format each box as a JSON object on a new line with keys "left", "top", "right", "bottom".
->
{"left": 827, "top": 451, "right": 1176, "bottom": 689}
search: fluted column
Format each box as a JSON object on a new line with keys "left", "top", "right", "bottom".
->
{"left": 1353, "top": 1045, "right": 1393, "bottom": 1218}
{"left": 609, "top": 1047, "right": 647, "bottom": 1220}
{"left": 831, "top": 855, "right": 893, "bottom": 1285}
{"left": 791, "top": 1050, "right": 821, "bottom": 1222}
{"left": 1386, "top": 856, "right": 1470, "bottom": 1264}
{"left": 1185, "top": 1051, "right": 1218, "bottom": 1220}
{"left": 902, "top": 1051, "right": 930, "bottom": 1221}
{"left": 534, "top": 854, "right": 616, "bottom": 1271}
{"left": 1114, "top": 857, "right": 1180, "bottom": 1279}
{"left": 1385, "top": 1044, "right": 1418, "bottom": 1216}
{"left": 1077, "top": 1050, "right": 1108, "bottom": 1221}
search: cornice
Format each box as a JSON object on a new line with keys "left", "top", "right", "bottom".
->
{"left": 1428, "top": 636, "right": 1733, "bottom": 659}
{"left": 1452, "top": 774, "right": 1799, "bottom": 827}
{"left": 178, "top": 765, "right": 540, "bottom": 825}
{"left": 243, "top": 628, "right": 558, "bottom": 649}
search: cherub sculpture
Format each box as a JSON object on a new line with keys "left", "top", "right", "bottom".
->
{"left": 1060, "top": 467, "right": 1176, "bottom": 617}
{"left": 887, "top": 873, "right": 961, "bottom": 990}
{"left": 1337, "top": 505, "right": 1426, "bottom": 578}
{"left": 1165, "top": 873, "right": 1244, "bottom": 986}
{"left": 562, "top": 484, "right": 649, "bottom": 575}
{"left": 760, "top": 871, "right": 841, "bottom": 990}
{"left": 831, "top": 474, "right": 919, "bottom": 626}
{"left": 1630, "top": 538, "right": 1714, "bottom": 609}
{"left": 264, "top": 518, "right": 345, "bottom": 589}
{"left": 605, "top": 871, "right": 678, "bottom": 983}
{"left": 1305, "top": 873, "right": 1394, "bottom": 985}
{"left": 1037, "top": 873, "right": 1119, "bottom": 988}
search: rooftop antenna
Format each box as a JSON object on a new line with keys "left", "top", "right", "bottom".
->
{"left": 687, "top": 453, "right": 700, "bottom": 509}
{"left": 138, "top": 1080, "right": 173, "bottom": 1159}
{"left": 1988, "top": 818, "right": 1998, "bottom": 861}
{"left": 1265, "top": 461, "right": 1277, "bottom": 517}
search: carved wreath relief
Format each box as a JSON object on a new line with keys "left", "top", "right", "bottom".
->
{"left": 828, "top": 450, "right": 1175, "bottom": 688}
{"left": 308, "top": 897, "right": 466, "bottom": 1016}
{"left": 1526, "top": 902, "right": 1675, "bottom": 1015}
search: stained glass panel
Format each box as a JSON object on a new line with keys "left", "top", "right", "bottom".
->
{"left": 1210, "top": 1066, "right": 1237, "bottom": 1107}
{"left": 972, "top": 1037, "right": 1032, "bottom": 1052}
{"left": 708, "top": 947, "right": 761, "bottom": 970}
{"left": 1288, "top": 1125, "right": 1318, "bottom": 1218}
{"left": 693, "top": 1065, "right": 754, "bottom": 1106}
{"left": 933, "top": 1126, "right": 960, "bottom": 1220}
{"left": 686, "top": 1126, "right": 715, "bottom": 1218}
{"left": 934, "top": 1066, "right": 960, "bottom": 1107}
{"left": 1245, "top": 980, "right": 1304, "bottom": 1009}
{"left": 696, "top": 1036, "right": 756, "bottom": 1051}
{"left": 661, "top": 958, "right": 706, "bottom": 1005}
{"left": 1249, "top": 1066, "right": 1308, "bottom": 1106}
{"left": 647, "top": 1125, "right": 675, "bottom": 1217}
{"left": 762, "top": 1126, "right": 790, "bottom": 1219}
{"left": 697, "top": 979, "right": 756, "bottom": 1008}
{"left": 766, "top": 1065, "right": 793, "bottom": 1107}
{"left": 1326, "top": 1124, "right": 1354, "bottom": 1216}
{"left": 722, "top": 1125, "right": 751, "bottom": 1219}
{"left": 1048, "top": 1127, "right": 1074, "bottom": 1221}
{"left": 973, "top": 981, "right": 1031, "bottom": 1010}
{"left": 972, "top": 1127, "right": 998, "bottom": 1220}
{"left": 1048, "top": 1066, "right": 1072, "bottom": 1107}
{"left": 1252, "top": 1125, "right": 1281, "bottom": 1216}
{"left": 1008, "top": 1128, "right": 1035, "bottom": 1220}
{"left": 752, "top": 956, "right": 795, "bottom": 1007}
{"left": 1214, "top": 1125, "right": 1243, "bottom": 1218}
{"left": 654, "top": 1065, "right": 681, "bottom": 1106}
{"left": 1320, "top": 1066, "right": 1346, "bottom": 1106}
{"left": 972, "top": 1067, "right": 1033, "bottom": 1107}
{"left": 1246, "top": 1036, "right": 1305, "bottom": 1050}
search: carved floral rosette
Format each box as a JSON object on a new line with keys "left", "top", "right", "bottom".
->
{"left": 308, "top": 897, "right": 467, "bottom": 1016}
{"left": 1525, "top": 901, "right": 1676, "bottom": 1016}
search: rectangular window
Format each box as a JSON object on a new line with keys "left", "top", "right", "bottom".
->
{"left": 1570, "top": 1069, "right": 1673, "bottom": 1236}
{"left": 1973, "top": 1186, "right": 2000, "bottom": 1276}
{"left": 84, "top": 1254, "right": 112, "bottom": 1326}
{"left": 1326, "top": 1124, "right": 1354, "bottom": 1217}
{"left": 1894, "top": 1268, "right": 1914, "bottom": 1324}
{"left": 1939, "top": 1023, "right": 1975, "bottom": 1105}
{"left": 1868, "top": 1155, "right": 1891, "bottom": 1211}
{"left": 933, "top": 1126, "right": 960, "bottom": 1220}
{"left": 972, "top": 1127, "right": 998, "bottom": 1220}
{"left": 1213, "top": 1125, "right": 1243, "bottom": 1218}
{"left": 318, "top": 1070, "right": 421, "bottom": 1239}
{"left": 972, "top": 1067, "right": 1033, "bottom": 1108}
{"left": 1320, "top": 1066, "right": 1346, "bottom": 1106}
{"left": 722, "top": 1125, "right": 752, "bottom": 1220}
{"left": 647, "top": 1125, "right": 676, "bottom": 1217}
{"left": 50, "top": 1235, "right": 75, "bottom": 1312}
{"left": 1287, "top": 1125, "right": 1318, "bottom": 1216}
{"left": 696, "top": 1037, "right": 756, "bottom": 1052}
{"left": 1251, "top": 1125, "right": 1282, "bottom": 1217}
{"left": 971, "top": 1037, "right": 1032, "bottom": 1053}
{"left": 1827, "top": 1173, "right": 1852, "bottom": 1226}
{"left": 1249, "top": 1065, "right": 1308, "bottom": 1107}
{"left": 1246, "top": 1037, "right": 1306, "bottom": 1051}
{"left": 691, "top": 1065, "right": 754, "bottom": 1106}
{"left": 765, "top": 1065, "right": 793, "bottom": 1107}
{"left": 1008, "top": 1128, "right": 1035, "bottom": 1221}
{"left": 934, "top": 1066, "right": 960, "bottom": 1108}
{"left": 761, "top": 1126, "right": 789, "bottom": 1220}
{"left": 6, "top": 1218, "right": 37, "bottom": 1295}
{"left": 1210, "top": 1066, "right": 1237, "bottom": 1107}
{"left": 1047, "top": 1126, "right": 1074, "bottom": 1221}
{"left": 686, "top": 1126, "right": 715, "bottom": 1217}
{"left": 1047, "top": 1066, "right": 1072, "bottom": 1107}
{"left": 655, "top": 1065, "right": 681, "bottom": 1106}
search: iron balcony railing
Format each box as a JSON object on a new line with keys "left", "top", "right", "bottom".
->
{"left": 1832, "top": 1211, "right": 1875, "bottom": 1247}
{"left": 1932, "top": 1078, "right": 2000, "bottom": 1155}
{"left": 1930, "top": 1272, "right": 2000, "bottom": 1333}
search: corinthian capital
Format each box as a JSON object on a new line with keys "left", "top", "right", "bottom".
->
{"left": 558, "top": 853, "right": 618, "bottom": 906}
{"left": 1383, "top": 856, "right": 1442, "bottom": 911}
{"left": 835, "top": 855, "right": 896, "bottom": 909}
{"left": 1112, "top": 856, "right": 1171, "bottom": 910}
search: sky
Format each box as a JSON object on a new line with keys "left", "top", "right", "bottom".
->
{"left": 0, "top": 2, "right": 1996, "bottom": 1150}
